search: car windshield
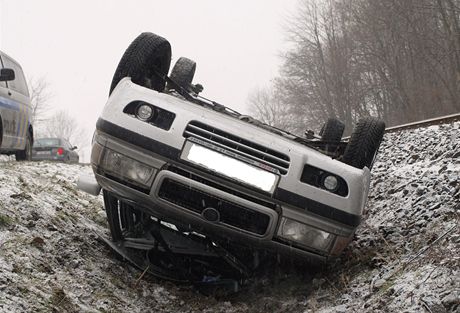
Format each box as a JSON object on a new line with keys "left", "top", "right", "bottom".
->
{"left": 34, "top": 138, "right": 60, "bottom": 147}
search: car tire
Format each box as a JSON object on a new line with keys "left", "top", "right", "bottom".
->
{"left": 15, "top": 133, "right": 32, "bottom": 161}
{"left": 320, "top": 117, "right": 345, "bottom": 142}
{"left": 342, "top": 117, "right": 385, "bottom": 169}
{"left": 167, "top": 57, "right": 196, "bottom": 91}
{"left": 109, "top": 32, "right": 172, "bottom": 95}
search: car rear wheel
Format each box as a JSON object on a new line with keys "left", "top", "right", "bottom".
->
{"left": 15, "top": 133, "right": 32, "bottom": 161}
{"left": 320, "top": 117, "right": 345, "bottom": 142}
{"left": 167, "top": 57, "right": 196, "bottom": 91}
{"left": 342, "top": 117, "right": 385, "bottom": 169}
{"left": 320, "top": 117, "right": 345, "bottom": 154}
{"left": 109, "top": 32, "right": 172, "bottom": 95}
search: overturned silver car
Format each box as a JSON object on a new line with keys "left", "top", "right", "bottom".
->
{"left": 80, "top": 32, "right": 385, "bottom": 282}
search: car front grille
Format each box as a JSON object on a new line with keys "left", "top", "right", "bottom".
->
{"left": 158, "top": 178, "right": 271, "bottom": 236}
{"left": 166, "top": 165, "right": 277, "bottom": 209}
{"left": 183, "top": 121, "right": 290, "bottom": 175}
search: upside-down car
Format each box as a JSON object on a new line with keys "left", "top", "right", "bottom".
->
{"left": 79, "top": 32, "right": 385, "bottom": 281}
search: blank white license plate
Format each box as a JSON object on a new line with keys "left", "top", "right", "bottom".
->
{"left": 182, "top": 142, "right": 278, "bottom": 193}
{"left": 37, "top": 151, "right": 50, "bottom": 155}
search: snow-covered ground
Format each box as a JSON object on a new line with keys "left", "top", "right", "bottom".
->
{"left": 0, "top": 121, "right": 458, "bottom": 313}
{"left": 306, "top": 122, "right": 460, "bottom": 313}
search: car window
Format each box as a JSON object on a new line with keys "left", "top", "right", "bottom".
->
{"left": 0, "top": 56, "right": 6, "bottom": 88}
{"left": 34, "top": 138, "right": 60, "bottom": 147}
{"left": 1, "top": 55, "right": 29, "bottom": 97}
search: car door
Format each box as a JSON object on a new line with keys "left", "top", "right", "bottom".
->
{"left": 0, "top": 53, "right": 31, "bottom": 151}
{"left": 68, "top": 140, "right": 79, "bottom": 162}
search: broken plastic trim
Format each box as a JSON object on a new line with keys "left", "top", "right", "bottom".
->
{"left": 95, "top": 216, "right": 249, "bottom": 294}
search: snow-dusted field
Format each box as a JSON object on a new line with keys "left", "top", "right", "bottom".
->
{"left": 306, "top": 122, "right": 460, "bottom": 313}
{"left": 0, "top": 121, "right": 458, "bottom": 313}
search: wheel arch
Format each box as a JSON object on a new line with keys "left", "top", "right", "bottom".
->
{"left": 28, "top": 124, "right": 34, "bottom": 144}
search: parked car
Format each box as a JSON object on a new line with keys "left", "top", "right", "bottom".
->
{"left": 0, "top": 50, "right": 33, "bottom": 160}
{"left": 32, "top": 138, "right": 79, "bottom": 163}
{"left": 79, "top": 32, "right": 385, "bottom": 281}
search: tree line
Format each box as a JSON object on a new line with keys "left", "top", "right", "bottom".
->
{"left": 249, "top": 0, "right": 460, "bottom": 134}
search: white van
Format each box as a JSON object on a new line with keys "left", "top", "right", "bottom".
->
{"left": 0, "top": 51, "right": 33, "bottom": 160}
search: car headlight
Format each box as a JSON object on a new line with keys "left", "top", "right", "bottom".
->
{"left": 277, "top": 217, "right": 335, "bottom": 251}
{"left": 100, "top": 149, "right": 155, "bottom": 188}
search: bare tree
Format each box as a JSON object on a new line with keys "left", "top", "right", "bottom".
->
{"left": 247, "top": 86, "right": 304, "bottom": 134}
{"left": 38, "top": 110, "right": 88, "bottom": 150}
{"left": 274, "top": 0, "right": 366, "bottom": 132}
{"left": 28, "top": 76, "right": 52, "bottom": 125}
{"left": 254, "top": 0, "right": 460, "bottom": 132}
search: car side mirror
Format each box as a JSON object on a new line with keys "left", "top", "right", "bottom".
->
{"left": 71, "top": 146, "right": 78, "bottom": 151}
{"left": 0, "top": 68, "right": 15, "bottom": 82}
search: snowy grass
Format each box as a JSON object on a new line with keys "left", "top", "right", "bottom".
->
{"left": 0, "top": 121, "right": 459, "bottom": 312}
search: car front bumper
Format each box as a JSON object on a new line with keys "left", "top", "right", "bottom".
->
{"left": 32, "top": 154, "right": 66, "bottom": 161}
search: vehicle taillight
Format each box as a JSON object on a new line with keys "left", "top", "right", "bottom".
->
{"left": 57, "top": 147, "right": 64, "bottom": 155}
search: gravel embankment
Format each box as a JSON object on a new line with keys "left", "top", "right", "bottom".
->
{"left": 306, "top": 122, "right": 459, "bottom": 313}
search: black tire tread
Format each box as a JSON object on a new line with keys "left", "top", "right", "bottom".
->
{"left": 320, "top": 118, "right": 345, "bottom": 142}
{"left": 15, "top": 132, "right": 32, "bottom": 161}
{"left": 168, "top": 57, "right": 196, "bottom": 90}
{"left": 343, "top": 117, "right": 385, "bottom": 169}
{"left": 110, "top": 32, "right": 172, "bottom": 94}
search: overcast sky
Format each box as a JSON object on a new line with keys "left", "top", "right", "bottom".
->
{"left": 0, "top": 0, "right": 297, "bottom": 161}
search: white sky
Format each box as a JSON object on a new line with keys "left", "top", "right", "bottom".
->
{"left": 0, "top": 0, "right": 297, "bottom": 161}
